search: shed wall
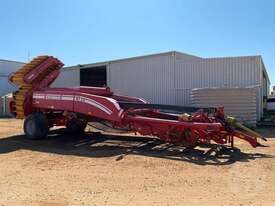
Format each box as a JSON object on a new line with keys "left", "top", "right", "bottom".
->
{"left": 0, "top": 95, "right": 13, "bottom": 117}
{"left": 175, "top": 57, "right": 260, "bottom": 90}
{"left": 108, "top": 53, "right": 175, "bottom": 104}
{"left": 191, "top": 88, "right": 257, "bottom": 124}
{"left": 108, "top": 52, "right": 203, "bottom": 104}
{"left": 0, "top": 60, "right": 24, "bottom": 75}
{"left": 0, "top": 61, "right": 24, "bottom": 96}
{"left": 51, "top": 54, "right": 265, "bottom": 121}
{"left": 51, "top": 69, "right": 80, "bottom": 88}
{"left": 175, "top": 56, "right": 262, "bottom": 120}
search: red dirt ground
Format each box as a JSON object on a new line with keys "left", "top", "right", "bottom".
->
{"left": 0, "top": 119, "right": 274, "bottom": 206}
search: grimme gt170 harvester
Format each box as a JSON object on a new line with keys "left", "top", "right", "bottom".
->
{"left": 8, "top": 56, "right": 266, "bottom": 149}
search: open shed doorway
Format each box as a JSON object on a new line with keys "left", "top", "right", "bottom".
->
{"left": 80, "top": 65, "right": 107, "bottom": 87}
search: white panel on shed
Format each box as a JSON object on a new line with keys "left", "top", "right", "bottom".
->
{"left": 191, "top": 87, "right": 257, "bottom": 125}
{"left": 108, "top": 53, "right": 175, "bottom": 104}
{"left": 174, "top": 89, "right": 192, "bottom": 106}
{"left": 175, "top": 57, "right": 260, "bottom": 90}
{"left": 51, "top": 69, "right": 80, "bottom": 88}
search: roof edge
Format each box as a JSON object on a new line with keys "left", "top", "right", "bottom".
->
{"left": 0, "top": 59, "right": 25, "bottom": 64}
{"left": 63, "top": 50, "right": 193, "bottom": 70}
{"left": 259, "top": 56, "right": 271, "bottom": 84}
{"left": 204, "top": 55, "right": 262, "bottom": 60}
{"left": 174, "top": 51, "right": 202, "bottom": 59}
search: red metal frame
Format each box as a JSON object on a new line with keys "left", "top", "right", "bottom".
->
{"left": 9, "top": 56, "right": 262, "bottom": 148}
{"left": 23, "top": 57, "right": 63, "bottom": 84}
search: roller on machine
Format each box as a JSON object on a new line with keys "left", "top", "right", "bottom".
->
{"left": 9, "top": 55, "right": 266, "bottom": 149}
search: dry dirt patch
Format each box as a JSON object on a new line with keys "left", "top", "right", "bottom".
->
{"left": 0, "top": 119, "right": 274, "bottom": 206}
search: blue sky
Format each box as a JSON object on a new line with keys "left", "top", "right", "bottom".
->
{"left": 1, "top": 0, "right": 275, "bottom": 83}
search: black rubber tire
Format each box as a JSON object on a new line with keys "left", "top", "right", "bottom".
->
{"left": 66, "top": 119, "right": 87, "bottom": 134}
{"left": 24, "top": 113, "right": 49, "bottom": 139}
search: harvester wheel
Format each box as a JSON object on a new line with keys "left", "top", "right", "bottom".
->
{"left": 66, "top": 119, "right": 87, "bottom": 134}
{"left": 24, "top": 113, "right": 49, "bottom": 139}
{"left": 170, "top": 127, "right": 198, "bottom": 149}
{"left": 181, "top": 128, "right": 198, "bottom": 149}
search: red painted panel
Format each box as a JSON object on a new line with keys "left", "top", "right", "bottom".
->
{"left": 32, "top": 89, "right": 123, "bottom": 122}
{"left": 32, "top": 91, "right": 74, "bottom": 111}
{"left": 23, "top": 57, "right": 63, "bottom": 84}
{"left": 35, "top": 70, "right": 60, "bottom": 90}
{"left": 73, "top": 92, "right": 122, "bottom": 122}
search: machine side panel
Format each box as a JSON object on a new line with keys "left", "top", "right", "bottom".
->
{"left": 32, "top": 90, "right": 123, "bottom": 122}
{"left": 73, "top": 92, "right": 122, "bottom": 122}
{"left": 33, "top": 91, "right": 74, "bottom": 111}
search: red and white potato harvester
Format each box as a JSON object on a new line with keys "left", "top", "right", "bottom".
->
{"left": 9, "top": 56, "right": 266, "bottom": 149}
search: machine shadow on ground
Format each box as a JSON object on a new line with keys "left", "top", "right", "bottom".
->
{"left": 0, "top": 128, "right": 273, "bottom": 166}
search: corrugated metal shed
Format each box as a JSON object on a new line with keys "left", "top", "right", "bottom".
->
{"left": 0, "top": 94, "right": 13, "bottom": 117}
{"left": 191, "top": 87, "right": 257, "bottom": 124}
{"left": 51, "top": 51, "right": 270, "bottom": 122}
{"left": 175, "top": 56, "right": 267, "bottom": 120}
{"left": 108, "top": 51, "right": 201, "bottom": 104}
{"left": 51, "top": 68, "right": 80, "bottom": 88}
{"left": 0, "top": 59, "right": 25, "bottom": 96}
{"left": 52, "top": 51, "right": 202, "bottom": 104}
{"left": 109, "top": 52, "right": 175, "bottom": 104}
{"left": 176, "top": 57, "right": 260, "bottom": 88}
